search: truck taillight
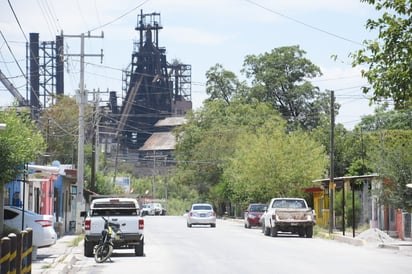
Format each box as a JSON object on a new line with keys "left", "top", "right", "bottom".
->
{"left": 138, "top": 219, "right": 144, "bottom": 230}
{"left": 85, "top": 219, "right": 91, "bottom": 230}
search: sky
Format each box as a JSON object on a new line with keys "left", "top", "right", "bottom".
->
{"left": 0, "top": 0, "right": 383, "bottom": 129}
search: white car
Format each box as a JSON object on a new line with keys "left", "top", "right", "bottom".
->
{"left": 186, "top": 203, "right": 216, "bottom": 228}
{"left": 4, "top": 206, "right": 57, "bottom": 247}
{"left": 141, "top": 203, "right": 155, "bottom": 216}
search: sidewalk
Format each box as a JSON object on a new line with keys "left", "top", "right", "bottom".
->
{"left": 32, "top": 234, "right": 84, "bottom": 274}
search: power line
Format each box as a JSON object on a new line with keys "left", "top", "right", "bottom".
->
{"left": 7, "top": 0, "right": 28, "bottom": 42}
{"left": 88, "top": 0, "right": 152, "bottom": 32}
{"left": 244, "top": 0, "right": 364, "bottom": 46}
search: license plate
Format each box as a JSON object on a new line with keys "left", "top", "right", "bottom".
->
{"left": 200, "top": 214, "right": 206, "bottom": 217}
{"left": 291, "top": 223, "right": 298, "bottom": 226}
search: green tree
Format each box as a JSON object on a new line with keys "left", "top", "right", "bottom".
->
{"left": 365, "top": 130, "right": 412, "bottom": 210}
{"left": 174, "top": 101, "right": 284, "bottom": 201}
{"left": 358, "top": 103, "right": 412, "bottom": 131}
{"left": 205, "top": 64, "right": 249, "bottom": 104}
{"left": 0, "top": 107, "right": 46, "bottom": 235}
{"left": 242, "top": 45, "right": 329, "bottom": 130}
{"left": 351, "top": 0, "right": 412, "bottom": 109}
{"left": 223, "top": 126, "right": 328, "bottom": 205}
{"left": 38, "top": 95, "right": 93, "bottom": 163}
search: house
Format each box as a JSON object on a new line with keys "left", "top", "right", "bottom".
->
{"left": 4, "top": 161, "right": 78, "bottom": 237}
{"left": 308, "top": 174, "right": 411, "bottom": 240}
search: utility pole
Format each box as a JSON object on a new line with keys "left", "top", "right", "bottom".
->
{"left": 329, "top": 90, "right": 335, "bottom": 234}
{"left": 62, "top": 31, "right": 104, "bottom": 234}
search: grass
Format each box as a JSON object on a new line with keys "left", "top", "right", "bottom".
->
{"left": 69, "top": 234, "right": 84, "bottom": 247}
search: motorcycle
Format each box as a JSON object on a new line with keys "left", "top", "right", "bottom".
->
{"left": 94, "top": 216, "right": 123, "bottom": 263}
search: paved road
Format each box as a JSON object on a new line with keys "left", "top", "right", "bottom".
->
{"left": 32, "top": 216, "right": 412, "bottom": 274}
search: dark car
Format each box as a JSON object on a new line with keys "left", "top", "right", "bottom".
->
{"left": 244, "top": 203, "right": 266, "bottom": 228}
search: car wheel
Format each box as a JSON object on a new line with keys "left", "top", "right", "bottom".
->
{"left": 84, "top": 240, "right": 94, "bottom": 257}
{"left": 270, "top": 226, "right": 278, "bottom": 237}
{"left": 298, "top": 228, "right": 305, "bottom": 237}
{"left": 264, "top": 225, "right": 270, "bottom": 236}
{"left": 211, "top": 223, "right": 216, "bottom": 228}
{"left": 135, "top": 238, "right": 144, "bottom": 256}
{"left": 306, "top": 226, "right": 313, "bottom": 238}
{"left": 187, "top": 222, "right": 192, "bottom": 228}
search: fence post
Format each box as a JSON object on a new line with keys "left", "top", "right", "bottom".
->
{"left": 20, "top": 229, "right": 33, "bottom": 274}
{"left": 8, "top": 233, "right": 17, "bottom": 274}
{"left": 0, "top": 237, "right": 11, "bottom": 274}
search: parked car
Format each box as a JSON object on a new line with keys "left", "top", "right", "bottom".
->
{"left": 186, "top": 203, "right": 216, "bottom": 228}
{"left": 244, "top": 203, "right": 266, "bottom": 228}
{"left": 151, "top": 202, "right": 164, "bottom": 215}
{"left": 141, "top": 203, "right": 155, "bottom": 216}
{"left": 4, "top": 206, "right": 57, "bottom": 247}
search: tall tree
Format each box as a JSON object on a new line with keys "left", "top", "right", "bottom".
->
{"left": 38, "top": 95, "right": 93, "bottom": 163}
{"left": 0, "top": 107, "right": 46, "bottom": 235}
{"left": 223, "top": 127, "right": 328, "bottom": 204}
{"left": 174, "top": 101, "right": 284, "bottom": 199}
{"left": 242, "top": 45, "right": 328, "bottom": 130}
{"left": 205, "top": 64, "right": 249, "bottom": 105}
{"left": 351, "top": 0, "right": 412, "bottom": 109}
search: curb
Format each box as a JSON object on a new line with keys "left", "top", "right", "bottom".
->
{"left": 41, "top": 240, "right": 83, "bottom": 273}
{"left": 332, "top": 234, "right": 366, "bottom": 246}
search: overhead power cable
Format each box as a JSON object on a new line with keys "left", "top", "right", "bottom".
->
{"left": 7, "top": 0, "right": 28, "bottom": 42}
{"left": 244, "top": 0, "right": 363, "bottom": 46}
{"left": 88, "top": 0, "right": 152, "bottom": 32}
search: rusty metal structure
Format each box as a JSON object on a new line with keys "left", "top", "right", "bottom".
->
{"left": 116, "top": 10, "right": 192, "bottom": 151}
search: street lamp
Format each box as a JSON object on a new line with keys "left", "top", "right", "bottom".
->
{"left": 0, "top": 123, "right": 6, "bottom": 130}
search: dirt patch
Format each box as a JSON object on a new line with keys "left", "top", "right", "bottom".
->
{"left": 356, "top": 228, "right": 395, "bottom": 243}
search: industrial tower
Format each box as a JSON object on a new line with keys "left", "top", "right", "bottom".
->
{"left": 115, "top": 10, "right": 192, "bottom": 151}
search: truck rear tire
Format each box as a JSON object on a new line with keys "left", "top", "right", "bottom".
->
{"left": 306, "top": 226, "right": 313, "bottom": 238}
{"left": 135, "top": 238, "right": 144, "bottom": 256}
{"left": 84, "top": 240, "right": 94, "bottom": 257}
{"left": 270, "top": 227, "right": 278, "bottom": 237}
{"left": 264, "top": 225, "right": 270, "bottom": 236}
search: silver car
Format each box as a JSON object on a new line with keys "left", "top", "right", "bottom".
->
{"left": 186, "top": 203, "right": 216, "bottom": 228}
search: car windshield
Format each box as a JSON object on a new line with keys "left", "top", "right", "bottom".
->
{"left": 272, "top": 200, "right": 305, "bottom": 209}
{"left": 193, "top": 205, "right": 212, "bottom": 211}
{"left": 249, "top": 205, "right": 265, "bottom": 212}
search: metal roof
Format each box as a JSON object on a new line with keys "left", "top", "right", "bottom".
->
{"left": 154, "top": 117, "right": 186, "bottom": 127}
{"left": 139, "top": 132, "right": 176, "bottom": 151}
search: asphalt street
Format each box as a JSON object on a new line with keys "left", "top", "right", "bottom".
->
{"left": 31, "top": 219, "right": 412, "bottom": 273}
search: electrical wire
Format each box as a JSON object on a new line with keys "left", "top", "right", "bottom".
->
{"left": 243, "top": 0, "right": 364, "bottom": 46}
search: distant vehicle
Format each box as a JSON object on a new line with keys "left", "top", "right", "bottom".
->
{"left": 186, "top": 203, "right": 216, "bottom": 228}
{"left": 141, "top": 203, "right": 155, "bottom": 216}
{"left": 4, "top": 206, "right": 57, "bottom": 247}
{"left": 151, "top": 202, "right": 166, "bottom": 215}
{"left": 244, "top": 203, "right": 266, "bottom": 228}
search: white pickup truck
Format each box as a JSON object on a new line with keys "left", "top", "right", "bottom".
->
{"left": 81, "top": 197, "right": 144, "bottom": 257}
{"left": 262, "top": 197, "right": 315, "bottom": 238}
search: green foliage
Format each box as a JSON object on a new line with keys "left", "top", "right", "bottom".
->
{"left": 352, "top": 0, "right": 412, "bottom": 109}
{"left": 358, "top": 104, "right": 412, "bottom": 131}
{"left": 38, "top": 95, "right": 93, "bottom": 163}
{"left": 241, "top": 45, "right": 330, "bottom": 130}
{"left": 174, "top": 101, "right": 285, "bottom": 199}
{"left": 205, "top": 64, "right": 248, "bottom": 104}
{"left": 364, "top": 130, "right": 412, "bottom": 210}
{"left": 223, "top": 128, "right": 328, "bottom": 203}
{"left": 0, "top": 107, "right": 46, "bottom": 185}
